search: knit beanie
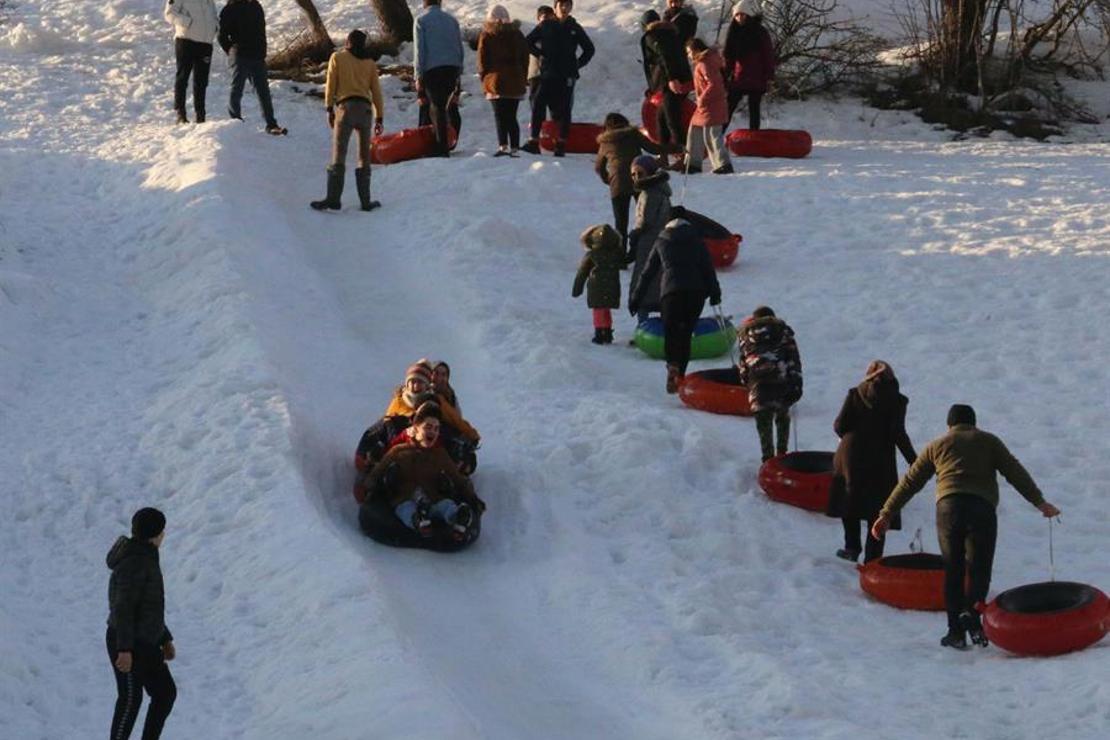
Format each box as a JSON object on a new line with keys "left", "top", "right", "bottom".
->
{"left": 632, "top": 154, "right": 660, "bottom": 176}
{"left": 752, "top": 305, "right": 775, "bottom": 318}
{"left": 487, "top": 4, "right": 510, "bottom": 22}
{"left": 405, "top": 363, "right": 433, "bottom": 387}
{"left": 947, "top": 404, "right": 977, "bottom": 427}
{"left": 733, "top": 0, "right": 763, "bottom": 17}
{"left": 131, "top": 507, "right": 166, "bottom": 540}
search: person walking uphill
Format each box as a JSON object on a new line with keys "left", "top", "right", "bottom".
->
{"left": 736, "top": 306, "right": 802, "bottom": 461}
{"left": 522, "top": 0, "right": 594, "bottom": 157}
{"left": 640, "top": 11, "right": 693, "bottom": 170}
{"left": 723, "top": 0, "right": 776, "bottom": 130}
{"left": 629, "top": 216, "right": 721, "bottom": 393}
{"left": 310, "top": 30, "right": 386, "bottom": 212}
{"left": 595, "top": 112, "right": 660, "bottom": 254}
{"left": 477, "top": 5, "right": 530, "bottom": 156}
{"left": 572, "top": 224, "right": 625, "bottom": 344}
{"left": 106, "top": 508, "right": 177, "bottom": 740}
{"left": 827, "top": 361, "right": 916, "bottom": 564}
{"left": 413, "top": 0, "right": 464, "bottom": 157}
{"left": 628, "top": 155, "right": 672, "bottom": 326}
{"left": 685, "top": 37, "right": 733, "bottom": 174}
{"left": 218, "top": 0, "right": 285, "bottom": 134}
{"left": 872, "top": 405, "right": 1061, "bottom": 650}
{"left": 164, "top": 0, "right": 218, "bottom": 124}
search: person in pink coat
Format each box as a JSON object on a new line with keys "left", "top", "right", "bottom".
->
{"left": 683, "top": 38, "right": 733, "bottom": 174}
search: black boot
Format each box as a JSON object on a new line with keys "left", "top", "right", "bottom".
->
{"left": 195, "top": 110, "right": 206, "bottom": 124}
{"left": 591, "top": 328, "right": 605, "bottom": 344}
{"left": 554, "top": 141, "right": 566, "bottom": 158}
{"left": 310, "top": 165, "right": 344, "bottom": 211}
{"left": 175, "top": 110, "right": 188, "bottom": 125}
{"left": 940, "top": 629, "right": 969, "bottom": 650}
{"left": 602, "top": 328, "right": 614, "bottom": 344}
{"left": 355, "top": 168, "right": 381, "bottom": 211}
{"left": 959, "top": 611, "right": 988, "bottom": 647}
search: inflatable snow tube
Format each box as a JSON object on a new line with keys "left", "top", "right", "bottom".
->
{"left": 633, "top": 316, "right": 736, "bottom": 360}
{"left": 983, "top": 581, "right": 1108, "bottom": 656}
{"left": 725, "top": 129, "right": 813, "bottom": 159}
{"left": 539, "top": 121, "right": 605, "bottom": 154}
{"left": 859, "top": 553, "right": 946, "bottom": 611}
{"left": 640, "top": 90, "right": 695, "bottom": 144}
{"left": 758, "top": 451, "right": 834, "bottom": 512}
{"left": 678, "top": 367, "right": 753, "bottom": 416}
{"left": 370, "top": 125, "right": 458, "bottom": 165}
{"left": 358, "top": 498, "right": 481, "bottom": 553}
{"left": 705, "top": 234, "right": 741, "bottom": 268}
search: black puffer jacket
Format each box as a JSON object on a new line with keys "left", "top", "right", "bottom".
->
{"left": 736, "top": 316, "right": 803, "bottom": 412}
{"left": 218, "top": 0, "right": 267, "bottom": 58}
{"left": 106, "top": 537, "right": 172, "bottom": 651}
{"left": 630, "top": 218, "right": 721, "bottom": 309}
{"left": 641, "top": 20, "right": 692, "bottom": 91}
{"left": 525, "top": 16, "right": 595, "bottom": 81}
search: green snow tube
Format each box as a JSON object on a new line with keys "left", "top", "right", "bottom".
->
{"left": 633, "top": 316, "right": 736, "bottom": 360}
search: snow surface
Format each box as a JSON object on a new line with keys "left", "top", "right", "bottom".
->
{"left": 1, "top": 1, "right": 1108, "bottom": 738}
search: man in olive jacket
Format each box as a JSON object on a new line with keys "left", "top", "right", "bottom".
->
{"left": 106, "top": 508, "right": 177, "bottom": 739}
{"left": 872, "top": 405, "right": 1061, "bottom": 649}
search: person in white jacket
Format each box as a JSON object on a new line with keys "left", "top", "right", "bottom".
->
{"left": 164, "top": 0, "right": 219, "bottom": 123}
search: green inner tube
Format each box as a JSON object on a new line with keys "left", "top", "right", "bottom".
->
{"left": 634, "top": 317, "right": 736, "bottom": 360}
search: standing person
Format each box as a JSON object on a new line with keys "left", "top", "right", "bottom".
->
{"left": 640, "top": 11, "right": 693, "bottom": 169}
{"left": 723, "top": 0, "right": 776, "bottom": 131}
{"left": 684, "top": 38, "right": 734, "bottom": 174}
{"left": 311, "top": 30, "right": 386, "bottom": 212}
{"left": 872, "top": 405, "right": 1062, "bottom": 650}
{"left": 477, "top": 5, "right": 529, "bottom": 156}
{"left": 413, "top": 0, "right": 464, "bottom": 157}
{"left": 572, "top": 224, "right": 625, "bottom": 345}
{"left": 164, "top": 0, "right": 219, "bottom": 124}
{"left": 594, "top": 112, "right": 660, "bottom": 253}
{"left": 527, "top": 6, "right": 555, "bottom": 109}
{"left": 522, "top": 0, "right": 594, "bottom": 157}
{"left": 629, "top": 216, "right": 721, "bottom": 393}
{"left": 218, "top": 0, "right": 286, "bottom": 134}
{"left": 736, "top": 306, "right": 802, "bottom": 461}
{"left": 826, "top": 361, "right": 917, "bottom": 564}
{"left": 106, "top": 508, "right": 177, "bottom": 740}
{"left": 663, "top": 0, "right": 699, "bottom": 45}
{"left": 628, "top": 154, "right": 672, "bottom": 327}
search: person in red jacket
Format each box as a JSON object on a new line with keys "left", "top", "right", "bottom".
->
{"left": 684, "top": 38, "right": 733, "bottom": 174}
{"left": 722, "top": 0, "right": 776, "bottom": 130}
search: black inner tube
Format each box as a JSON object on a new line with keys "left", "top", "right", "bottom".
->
{"left": 779, "top": 451, "right": 834, "bottom": 474}
{"left": 694, "top": 367, "right": 743, "bottom": 386}
{"left": 878, "top": 553, "right": 944, "bottom": 570}
{"left": 995, "top": 581, "right": 1097, "bottom": 614}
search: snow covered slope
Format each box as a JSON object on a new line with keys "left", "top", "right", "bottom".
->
{"left": 1, "top": 1, "right": 1107, "bottom": 738}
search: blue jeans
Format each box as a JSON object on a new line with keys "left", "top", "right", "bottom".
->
{"left": 395, "top": 498, "right": 462, "bottom": 530}
{"left": 227, "top": 52, "right": 276, "bottom": 127}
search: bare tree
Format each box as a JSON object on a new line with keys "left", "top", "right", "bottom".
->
{"left": 372, "top": 0, "right": 415, "bottom": 44}
{"left": 268, "top": 0, "right": 335, "bottom": 70}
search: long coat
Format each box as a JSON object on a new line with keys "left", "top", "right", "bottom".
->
{"left": 630, "top": 172, "right": 672, "bottom": 314}
{"left": 826, "top": 378, "right": 917, "bottom": 525}
{"left": 477, "top": 21, "right": 529, "bottom": 99}
{"left": 723, "top": 19, "right": 776, "bottom": 94}
{"left": 573, "top": 225, "right": 624, "bottom": 309}
{"left": 595, "top": 126, "right": 660, "bottom": 199}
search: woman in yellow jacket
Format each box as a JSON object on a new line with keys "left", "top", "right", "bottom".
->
{"left": 311, "top": 30, "right": 386, "bottom": 212}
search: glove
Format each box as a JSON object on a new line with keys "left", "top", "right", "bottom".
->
{"left": 374, "top": 118, "right": 383, "bottom": 136}
{"left": 326, "top": 107, "right": 335, "bottom": 129}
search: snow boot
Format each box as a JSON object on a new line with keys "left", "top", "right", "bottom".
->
{"left": 310, "top": 165, "right": 344, "bottom": 211}
{"left": 959, "top": 611, "right": 989, "bottom": 647}
{"left": 836, "top": 548, "right": 861, "bottom": 563}
{"left": 451, "top": 503, "right": 474, "bottom": 540}
{"left": 602, "top": 328, "right": 614, "bottom": 344}
{"left": 354, "top": 168, "right": 380, "bottom": 211}
{"left": 553, "top": 141, "right": 566, "bottom": 158}
{"left": 521, "top": 138, "right": 541, "bottom": 155}
{"left": 940, "top": 629, "right": 969, "bottom": 650}
{"left": 592, "top": 328, "right": 605, "bottom": 345}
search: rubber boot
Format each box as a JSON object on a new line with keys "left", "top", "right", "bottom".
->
{"left": 355, "top": 167, "right": 380, "bottom": 211}
{"left": 591, "top": 328, "right": 605, "bottom": 345}
{"left": 310, "top": 165, "right": 344, "bottom": 211}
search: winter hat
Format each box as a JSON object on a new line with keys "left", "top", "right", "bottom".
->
{"left": 640, "top": 9, "right": 661, "bottom": 29}
{"left": 405, "top": 362, "right": 433, "bottom": 387}
{"left": 487, "top": 4, "right": 510, "bottom": 22}
{"left": 752, "top": 305, "right": 776, "bottom": 319}
{"left": 413, "top": 401, "right": 443, "bottom": 423}
{"left": 580, "top": 224, "right": 619, "bottom": 248}
{"left": 131, "top": 507, "right": 166, "bottom": 540}
{"left": 732, "top": 0, "right": 763, "bottom": 17}
{"left": 864, "top": 360, "right": 893, "bottom": 382}
{"left": 947, "top": 404, "right": 977, "bottom": 427}
{"left": 632, "top": 154, "right": 660, "bottom": 176}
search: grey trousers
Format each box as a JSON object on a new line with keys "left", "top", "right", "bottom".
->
{"left": 686, "top": 124, "right": 731, "bottom": 171}
{"left": 332, "top": 98, "right": 373, "bottom": 170}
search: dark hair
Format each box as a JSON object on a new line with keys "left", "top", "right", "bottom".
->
{"left": 414, "top": 401, "right": 443, "bottom": 423}
{"left": 752, "top": 305, "right": 775, "bottom": 318}
{"left": 433, "top": 361, "right": 450, "bottom": 377}
{"left": 537, "top": 4, "right": 554, "bottom": 17}
{"left": 131, "top": 508, "right": 166, "bottom": 540}
{"left": 603, "top": 112, "right": 630, "bottom": 130}
{"left": 946, "top": 404, "right": 977, "bottom": 427}
{"left": 686, "top": 37, "right": 709, "bottom": 53}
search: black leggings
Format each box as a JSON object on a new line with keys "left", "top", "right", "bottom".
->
{"left": 107, "top": 629, "right": 176, "bottom": 740}
{"left": 490, "top": 98, "right": 521, "bottom": 148}
{"left": 936, "top": 495, "right": 998, "bottom": 631}
{"left": 660, "top": 291, "right": 706, "bottom": 375}
{"left": 727, "top": 89, "right": 763, "bottom": 130}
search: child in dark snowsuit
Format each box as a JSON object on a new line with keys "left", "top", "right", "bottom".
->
{"left": 595, "top": 112, "right": 660, "bottom": 256}
{"left": 736, "top": 305, "right": 802, "bottom": 460}
{"left": 572, "top": 224, "right": 624, "bottom": 344}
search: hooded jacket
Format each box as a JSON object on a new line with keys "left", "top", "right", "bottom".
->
{"left": 478, "top": 21, "right": 530, "bottom": 99}
{"left": 736, "top": 315, "right": 803, "bottom": 412}
{"left": 572, "top": 225, "right": 624, "bottom": 309}
{"left": 218, "top": 0, "right": 266, "bottom": 58}
{"left": 164, "top": 0, "right": 219, "bottom": 45}
{"left": 525, "top": 15, "right": 595, "bottom": 81}
{"left": 690, "top": 47, "right": 729, "bottom": 127}
{"left": 631, "top": 218, "right": 721, "bottom": 309}
{"left": 640, "top": 20, "right": 692, "bottom": 91}
{"left": 594, "top": 126, "right": 660, "bottom": 198}
{"left": 630, "top": 171, "right": 672, "bottom": 313}
{"left": 106, "top": 537, "right": 172, "bottom": 651}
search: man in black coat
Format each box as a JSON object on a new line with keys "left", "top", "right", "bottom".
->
{"left": 218, "top": 0, "right": 285, "bottom": 134}
{"left": 630, "top": 216, "right": 721, "bottom": 393}
{"left": 106, "top": 508, "right": 177, "bottom": 740}
{"left": 640, "top": 13, "right": 693, "bottom": 166}
{"left": 522, "top": 0, "right": 594, "bottom": 156}
{"left": 663, "top": 0, "right": 699, "bottom": 44}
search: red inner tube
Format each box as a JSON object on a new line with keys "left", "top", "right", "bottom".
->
{"left": 678, "top": 367, "right": 753, "bottom": 416}
{"left": 640, "top": 91, "right": 695, "bottom": 144}
{"left": 858, "top": 553, "right": 946, "bottom": 611}
{"left": 725, "top": 129, "right": 813, "bottom": 159}
{"left": 540, "top": 121, "right": 605, "bottom": 153}
{"left": 704, "top": 234, "right": 741, "bottom": 268}
{"left": 984, "top": 581, "right": 1109, "bottom": 656}
{"left": 758, "top": 451, "right": 834, "bottom": 512}
{"left": 371, "top": 126, "right": 458, "bottom": 165}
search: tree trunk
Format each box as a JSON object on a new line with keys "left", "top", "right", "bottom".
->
{"left": 941, "top": 0, "right": 988, "bottom": 91}
{"left": 294, "top": 0, "right": 330, "bottom": 39}
{"left": 372, "top": 0, "right": 415, "bottom": 44}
